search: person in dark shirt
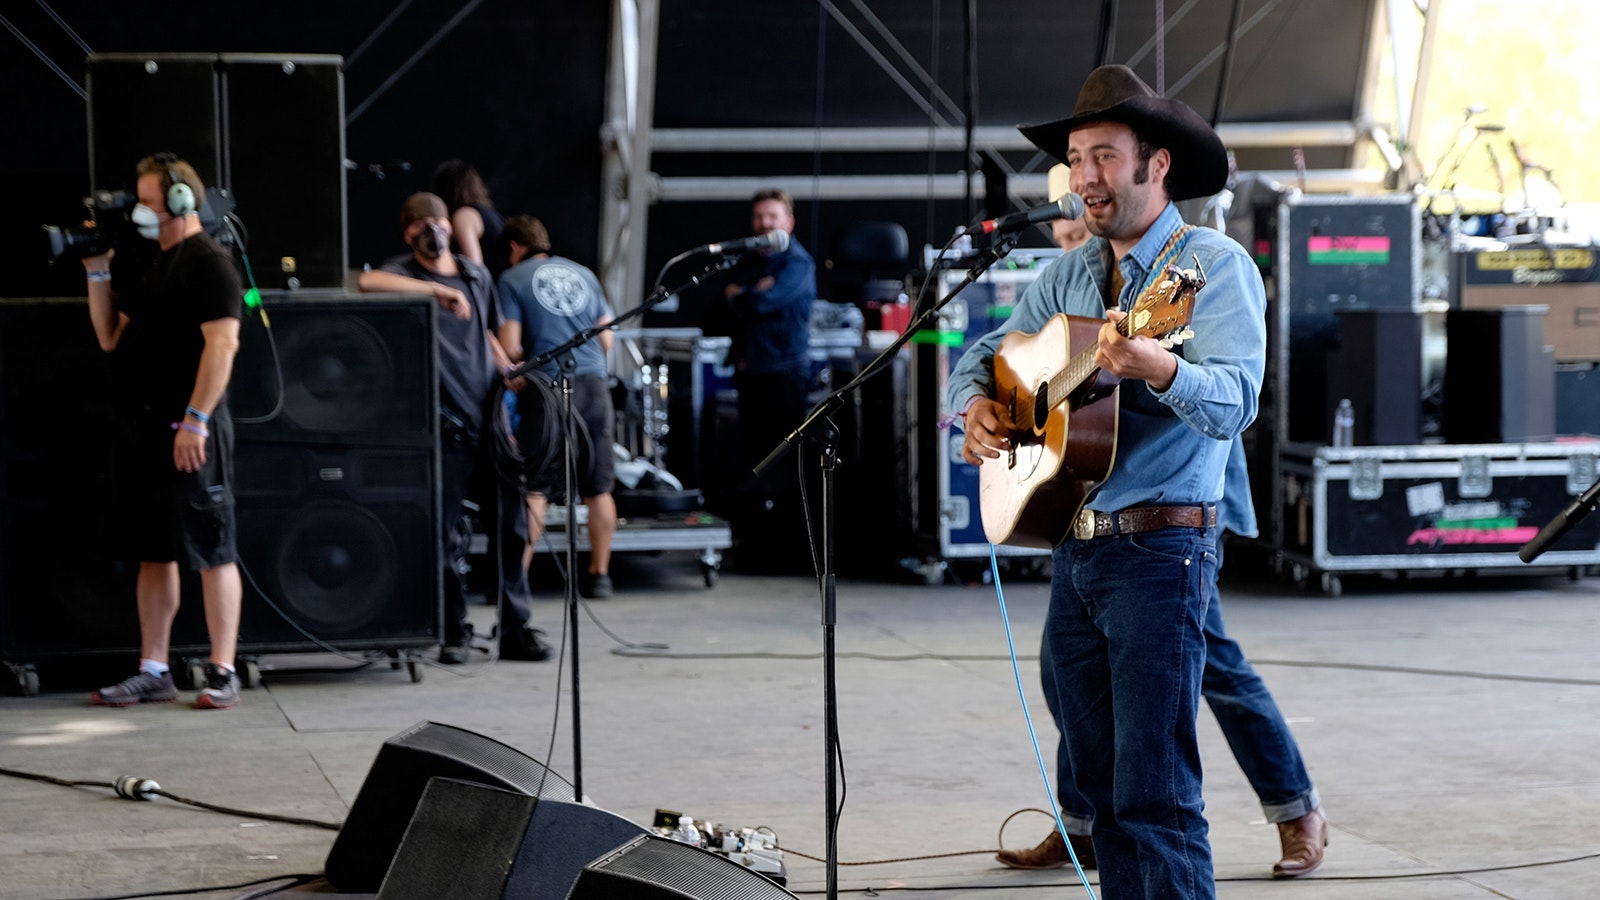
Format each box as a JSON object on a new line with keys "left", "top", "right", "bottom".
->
{"left": 432, "top": 160, "right": 506, "bottom": 277}
{"left": 721, "top": 188, "right": 816, "bottom": 476}
{"left": 83, "top": 152, "right": 245, "bottom": 710}
{"left": 358, "top": 192, "right": 532, "bottom": 664}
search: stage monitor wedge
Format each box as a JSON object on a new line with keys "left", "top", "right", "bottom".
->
{"left": 325, "top": 722, "right": 586, "bottom": 894}
{"left": 376, "top": 779, "right": 647, "bottom": 900}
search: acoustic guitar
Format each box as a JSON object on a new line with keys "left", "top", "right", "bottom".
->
{"left": 977, "top": 259, "right": 1205, "bottom": 548}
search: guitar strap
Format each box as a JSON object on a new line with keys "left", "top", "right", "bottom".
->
{"left": 1102, "top": 223, "right": 1195, "bottom": 311}
{"left": 1134, "top": 224, "right": 1196, "bottom": 306}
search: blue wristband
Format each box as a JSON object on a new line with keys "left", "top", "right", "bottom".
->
{"left": 185, "top": 406, "right": 211, "bottom": 424}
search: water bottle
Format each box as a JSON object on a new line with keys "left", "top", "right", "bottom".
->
{"left": 674, "top": 816, "right": 703, "bottom": 848}
{"left": 1332, "top": 398, "right": 1354, "bottom": 448}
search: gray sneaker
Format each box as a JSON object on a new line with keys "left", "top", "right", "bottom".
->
{"left": 195, "top": 663, "right": 241, "bottom": 710}
{"left": 92, "top": 670, "right": 179, "bottom": 707}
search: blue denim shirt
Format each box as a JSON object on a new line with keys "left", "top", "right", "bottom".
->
{"left": 948, "top": 203, "right": 1266, "bottom": 515}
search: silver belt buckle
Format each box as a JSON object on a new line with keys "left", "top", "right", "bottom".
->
{"left": 1072, "top": 508, "right": 1097, "bottom": 541}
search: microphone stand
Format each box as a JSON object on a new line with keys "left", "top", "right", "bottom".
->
{"left": 509, "top": 256, "right": 736, "bottom": 801}
{"left": 1518, "top": 474, "right": 1600, "bottom": 564}
{"left": 752, "top": 231, "right": 1022, "bottom": 900}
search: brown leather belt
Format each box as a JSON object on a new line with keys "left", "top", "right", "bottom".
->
{"left": 1072, "top": 504, "right": 1217, "bottom": 541}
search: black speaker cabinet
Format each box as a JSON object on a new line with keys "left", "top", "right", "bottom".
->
{"left": 233, "top": 442, "right": 439, "bottom": 652}
{"left": 220, "top": 54, "right": 347, "bottom": 289}
{"left": 376, "top": 779, "right": 647, "bottom": 900}
{"left": 1556, "top": 363, "right": 1600, "bottom": 436}
{"left": 1325, "top": 309, "right": 1424, "bottom": 445}
{"left": 0, "top": 299, "right": 207, "bottom": 662}
{"left": 86, "top": 52, "right": 348, "bottom": 289}
{"left": 87, "top": 54, "right": 223, "bottom": 195}
{"left": 1443, "top": 306, "right": 1556, "bottom": 444}
{"left": 231, "top": 292, "right": 437, "bottom": 447}
{"left": 326, "top": 722, "right": 586, "bottom": 894}
{"left": 569, "top": 834, "right": 799, "bottom": 899}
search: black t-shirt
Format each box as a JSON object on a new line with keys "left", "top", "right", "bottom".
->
{"left": 377, "top": 253, "right": 500, "bottom": 434}
{"left": 111, "top": 232, "right": 243, "bottom": 429}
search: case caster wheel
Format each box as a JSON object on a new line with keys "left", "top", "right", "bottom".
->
{"left": 388, "top": 649, "right": 403, "bottom": 671}
{"left": 184, "top": 660, "right": 207, "bottom": 692}
{"left": 702, "top": 564, "right": 718, "bottom": 588}
{"left": 407, "top": 656, "right": 424, "bottom": 683}
{"left": 6, "top": 662, "right": 40, "bottom": 696}
{"left": 240, "top": 659, "right": 262, "bottom": 689}
{"left": 1320, "top": 572, "right": 1342, "bottom": 597}
{"left": 1288, "top": 562, "right": 1308, "bottom": 588}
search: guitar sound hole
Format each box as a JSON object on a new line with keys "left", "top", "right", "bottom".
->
{"left": 1032, "top": 383, "right": 1049, "bottom": 430}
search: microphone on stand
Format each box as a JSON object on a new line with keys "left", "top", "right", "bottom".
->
{"left": 693, "top": 230, "right": 791, "bottom": 256}
{"left": 964, "top": 193, "right": 1086, "bottom": 236}
{"left": 1518, "top": 477, "right": 1600, "bottom": 563}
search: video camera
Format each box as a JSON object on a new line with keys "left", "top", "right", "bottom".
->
{"left": 41, "top": 189, "right": 136, "bottom": 260}
{"left": 41, "top": 186, "right": 238, "bottom": 261}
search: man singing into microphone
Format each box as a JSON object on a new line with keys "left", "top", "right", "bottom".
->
{"left": 950, "top": 65, "right": 1267, "bottom": 898}
{"left": 713, "top": 189, "right": 816, "bottom": 567}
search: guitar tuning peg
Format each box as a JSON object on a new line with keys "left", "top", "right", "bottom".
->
{"left": 1158, "top": 337, "right": 1175, "bottom": 349}
{"left": 1179, "top": 326, "right": 1195, "bottom": 341}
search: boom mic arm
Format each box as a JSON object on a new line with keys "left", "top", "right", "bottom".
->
{"left": 1519, "top": 476, "right": 1600, "bottom": 563}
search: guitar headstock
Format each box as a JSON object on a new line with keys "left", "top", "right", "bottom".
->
{"left": 1123, "top": 253, "right": 1205, "bottom": 348}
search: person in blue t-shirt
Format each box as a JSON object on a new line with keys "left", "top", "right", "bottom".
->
{"left": 497, "top": 215, "right": 618, "bottom": 600}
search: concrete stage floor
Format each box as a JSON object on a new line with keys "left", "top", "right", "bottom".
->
{"left": 3, "top": 550, "right": 1599, "bottom": 899}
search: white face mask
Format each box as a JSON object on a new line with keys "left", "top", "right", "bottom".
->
{"left": 131, "top": 204, "right": 161, "bottom": 241}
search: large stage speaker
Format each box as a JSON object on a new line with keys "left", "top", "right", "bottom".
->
{"left": 325, "top": 722, "right": 586, "bottom": 894}
{"left": 231, "top": 292, "right": 438, "bottom": 447}
{"left": 87, "top": 54, "right": 223, "bottom": 195}
{"left": 86, "top": 52, "right": 348, "bottom": 289}
{"left": 1556, "top": 363, "right": 1600, "bottom": 436}
{"left": 1325, "top": 310, "right": 1424, "bottom": 445}
{"left": 376, "top": 779, "right": 647, "bottom": 900}
{"left": 219, "top": 54, "right": 347, "bottom": 290}
{"left": 1443, "top": 306, "right": 1556, "bottom": 444}
{"left": 233, "top": 443, "right": 439, "bottom": 651}
{"left": 570, "top": 834, "right": 799, "bottom": 899}
{"left": 0, "top": 299, "right": 207, "bottom": 663}
{"left": 227, "top": 292, "right": 441, "bottom": 654}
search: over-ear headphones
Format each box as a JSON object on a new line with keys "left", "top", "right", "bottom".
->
{"left": 154, "top": 151, "right": 196, "bottom": 217}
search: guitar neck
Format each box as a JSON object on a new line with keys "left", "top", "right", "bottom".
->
{"left": 1014, "top": 309, "right": 1142, "bottom": 424}
{"left": 1017, "top": 342, "right": 1101, "bottom": 428}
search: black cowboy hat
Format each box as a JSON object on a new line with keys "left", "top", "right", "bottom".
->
{"left": 1017, "top": 64, "right": 1227, "bottom": 202}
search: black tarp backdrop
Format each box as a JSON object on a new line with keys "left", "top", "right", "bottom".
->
{"left": 3, "top": 1, "right": 609, "bottom": 299}
{"left": 643, "top": 0, "right": 1376, "bottom": 322}
{"left": 6, "top": 0, "right": 1375, "bottom": 308}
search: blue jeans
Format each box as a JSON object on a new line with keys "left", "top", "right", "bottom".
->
{"left": 1045, "top": 541, "right": 1320, "bottom": 835}
{"left": 1046, "top": 525, "right": 1216, "bottom": 900}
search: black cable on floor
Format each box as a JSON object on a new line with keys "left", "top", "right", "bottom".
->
{"left": 0, "top": 765, "right": 341, "bottom": 830}
{"left": 37, "top": 873, "right": 322, "bottom": 900}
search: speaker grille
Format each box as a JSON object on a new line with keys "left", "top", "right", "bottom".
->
{"left": 230, "top": 293, "right": 437, "bottom": 447}
{"left": 325, "top": 722, "right": 581, "bottom": 893}
{"left": 232, "top": 444, "right": 438, "bottom": 650}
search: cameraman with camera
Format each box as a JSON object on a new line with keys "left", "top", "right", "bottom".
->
{"left": 83, "top": 153, "right": 246, "bottom": 710}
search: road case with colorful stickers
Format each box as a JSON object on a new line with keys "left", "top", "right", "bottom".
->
{"left": 1277, "top": 440, "right": 1600, "bottom": 594}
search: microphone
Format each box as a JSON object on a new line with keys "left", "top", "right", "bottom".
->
{"left": 698, "top": 230, "right": 791, "bottom": 256}
{"left": 1518, "top": 477, "right": 1600, "bottom": 563}
{"left": 965, "top": 193, "right": 1085, "bottom": 236}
